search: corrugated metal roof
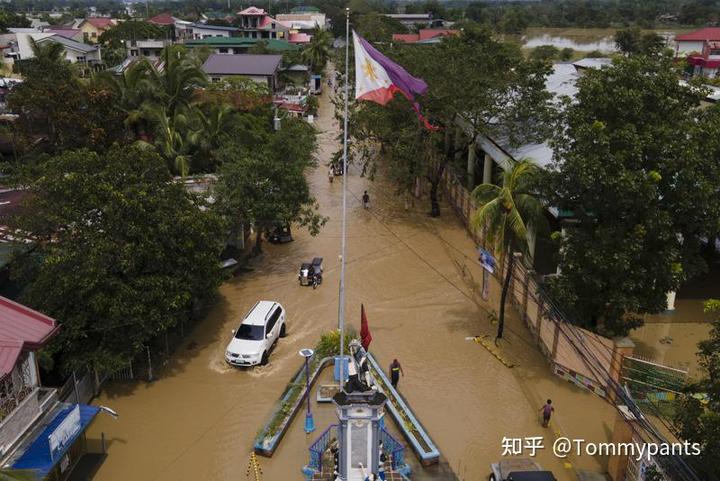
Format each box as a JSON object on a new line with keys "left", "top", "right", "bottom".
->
{"left": 675, "top": 27, "right": 720, "bottom": 42}
{"left": 38, "top": 34, "right": 98, "bottom": 53}
{"left": 202, "top": 53, "right": 282, "bottom": 76}
{"left": 11, "top": 404, "right": 100, "bottom": 476}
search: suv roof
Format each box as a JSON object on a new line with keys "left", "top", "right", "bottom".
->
{"left": 242, "top": 301, "right": 279, "bottom": 326}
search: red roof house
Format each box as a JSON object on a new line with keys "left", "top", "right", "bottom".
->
{"left": 148, "top": 12, "right": 177, "bottom": 26}
{"left": 0, "top": 296, "right": 58, "bottom": 377}
{"left": 392, "top": 28, "right": 459, "bottom": 44}
{"left": 83, "top": 17, "right": 115, "bottom": 30}
{"left": 675, "top": 27, "right": 720, "bottom": 42}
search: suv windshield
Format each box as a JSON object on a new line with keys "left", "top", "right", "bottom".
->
{"left": 235, "top": 324, "right": 264, "bottom": 341}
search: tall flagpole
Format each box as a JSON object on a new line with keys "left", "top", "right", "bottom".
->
{"left": 338, "top": 7, "right": 350, "bottom": 392}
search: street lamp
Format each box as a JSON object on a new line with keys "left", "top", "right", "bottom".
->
{"left": 299, "top": 348, "right": 315, "bottom": 433}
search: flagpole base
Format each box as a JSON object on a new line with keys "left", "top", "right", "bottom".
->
{"left": 304, "top": 412, "right": 316, "bottom": 434}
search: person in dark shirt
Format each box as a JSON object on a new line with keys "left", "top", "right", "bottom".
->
{"left": 389, "top": 359, "right": 404, "bottom": 388}
{"left": 362, "top": 191, "right": 370, "bottom": 209}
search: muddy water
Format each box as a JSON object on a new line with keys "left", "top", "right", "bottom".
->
{"left": 521, "top": 27, "right": 684, "bottom": 53}
{"left": 88, "top": 80, "right": 618, "bottom": 480}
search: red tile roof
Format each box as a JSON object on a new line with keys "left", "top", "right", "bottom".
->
{"left": 393, "top": 29, "right": 458, "bottom": 43}
{"left": 148, "top": 12, "right": 176, "bottom": 26}
{"left": 289, "top": 32, "right": 311, "bottom": 44}
{"left": 0, "top": 297, "right": 59, "bottom": 377}
{"left": 84, "top": 17, "right": 114, "bottom": 30}
{"left": 419, "top": 29, "right": 458, "bottom": 41}
{"left": 675, "top": 27, "right": 720, "bottom": 42}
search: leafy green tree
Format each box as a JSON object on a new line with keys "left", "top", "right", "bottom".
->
{"left": 216, "top": 118, "right": 326, "bottom": 254}
{"left": 9, "top": 39, "right": 125, "bottom": 155}
{"left": 354, "top": 12, "right": 406, "bottom": 43}
{"left": 471, "top": 160, "right": 547, "bottom": 341}
{"left": 499, "top": 7, "right": 529, "bottom": 34}
{"left": 13, "top": 146, "right": 226, "bottom": 373}
{"left": 673, "top": 299, "right": 720, "bottom": 480}
{"left": 614, "top": 27, "right": 666, "bottom": 56}
{"left": 98, "top": 20, "right": 169, "bottom": 66}
{"left": 530, "top": 45, "right": 560, "bottom": 62}
{"left": 559, "top": 47, "right": 574, "bottom": 61}
{"left": 352, "top": 26, "right": 552, "bottom": 216}
{"left": 543, "top": 55, "right": 720, "bottom": 337}
{"left": 0, "top": 11, "right": 30, "bottom": 32}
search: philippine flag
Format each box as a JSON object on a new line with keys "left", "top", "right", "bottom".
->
{"left": 353, "top": 31, "right": 437, "bottom": 130}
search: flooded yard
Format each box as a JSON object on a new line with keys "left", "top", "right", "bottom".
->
{"left": 87, "top": 81, "right": 619, "bottom": 481}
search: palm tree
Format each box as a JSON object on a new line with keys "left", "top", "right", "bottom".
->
{"left": 28, "top": 38, "right": 65, "bottom": 64}
{"left": 187, "top": 103, "right": 235, "bottom": 170}
{"left": 471, "top": 159, "right": 547, "bottom": 341}
{"left": 149, "top": 46, "right": 207, "bottom": 118}
{"left": 302, "top": 27, "right": 333, "bottom": 73}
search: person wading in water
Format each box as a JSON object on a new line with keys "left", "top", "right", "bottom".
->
{"left": 389, "top": 359, "right": 404, "bottom": 388}
{"left": 540, "top": 399, "right": 554, "bottom": 427}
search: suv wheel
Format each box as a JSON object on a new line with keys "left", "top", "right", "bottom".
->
{"left": 280, "top": 323, "right": 287, "bottom": 338}
{"left": 260, "top": 351, "right": 269, "bottom": 366}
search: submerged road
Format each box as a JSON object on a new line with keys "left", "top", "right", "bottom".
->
{"left": 88, "top": 82, "right": 616, "bottom": 481}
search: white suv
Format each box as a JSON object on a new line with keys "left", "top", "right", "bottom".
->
{"left": 225, "top": 301, "right": 287, "bottom": 367}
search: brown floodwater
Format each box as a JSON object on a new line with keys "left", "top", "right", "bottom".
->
{"left": 87, "top": 82, "right": 619, "bottom": 481}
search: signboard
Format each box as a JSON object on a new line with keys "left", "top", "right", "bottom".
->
{"left": 478, "top": 248, "right": 496, "bottom": 274}
{"left": 48, "top": 405, "right": 81, "bottom": 460}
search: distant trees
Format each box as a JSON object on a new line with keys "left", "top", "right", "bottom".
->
{"left": 14, "top": 146, "right": 226, "bottom": 373}
{"left": 614, "top": 27, "right": 666, "bottom": 56}
{"left": 542, "top": 55, "right": 720, "bottom": 337}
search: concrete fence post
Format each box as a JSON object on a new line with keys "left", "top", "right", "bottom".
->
{"left": 608, "top": 337, "right": 635, "bottom": 402}
{"left": 607, "top": 406, "right": 637, "bottom": 481}
{"left": 522, "top": 270, "right": 532, "bottom": 324}
{"left": 536, "top": 297, "right": 544, "bottom": 344}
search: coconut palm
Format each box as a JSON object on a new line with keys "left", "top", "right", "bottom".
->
{"left": 148, "top": 46, "right": 207, "bottom": 118}
{"left": 187, "top": 103, "right": 235, "bottom": 170}
{"left": 302, "top": 27, "right": 333, "bottom": 73}
{"left": 471, "top": 159, "right": 547, "bottom": 341}
{"left": 28, "top": 37, "right": 65, "bottom": 63}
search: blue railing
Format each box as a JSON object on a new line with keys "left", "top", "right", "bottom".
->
{"left": 308, "top": 424, "right": 338, "bottom": 471}
{"left": 307, "top": 424, "right": 406, "bottom": 473}
{"left": 380, "top": 426, "right": 405, "bottom": 470}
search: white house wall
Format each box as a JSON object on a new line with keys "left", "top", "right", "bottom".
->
{"left": 676, "top": 40, "right": 705, "bottom": 56}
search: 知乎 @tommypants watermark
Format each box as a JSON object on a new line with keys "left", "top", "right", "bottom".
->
{"left": 501, "top": 436, "right": 701, "bottom": 462}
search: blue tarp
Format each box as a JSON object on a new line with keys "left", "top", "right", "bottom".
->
{"left": 12, "top": 404, "right": 100, "bottom": 477}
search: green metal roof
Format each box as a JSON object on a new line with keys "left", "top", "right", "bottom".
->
{"left": 184, "top": 37, "right": 299, "bottom": 51}
{"left": 291, "top": 6, "right": 321, "bottom": 13}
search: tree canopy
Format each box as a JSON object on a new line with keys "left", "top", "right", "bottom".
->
{"left": 543, "top": 55, "right": 720, "bottom": 337}
{"left": 13, "top": 146, "right": 226, "bottom": 373}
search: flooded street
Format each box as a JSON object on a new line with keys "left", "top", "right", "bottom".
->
{"left": 521, "top": 27, "right": 687, "bottom": 53}
{"left": 88, "top": 85, "right": 618, "bottom": 481}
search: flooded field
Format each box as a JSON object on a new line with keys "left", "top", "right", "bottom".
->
{"left": 88, "top": 82, "right": 619, "bottom": 480}
{"left": 521, "top": 27, "right": 688, "bottom": 53}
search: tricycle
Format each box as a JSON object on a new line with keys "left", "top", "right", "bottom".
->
{"left": 298, "top": 257, "right": 323, "bottom": 289}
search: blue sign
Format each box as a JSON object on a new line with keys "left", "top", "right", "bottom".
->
{"left": 478, "top": 248, "right": 496, "bottom": 274}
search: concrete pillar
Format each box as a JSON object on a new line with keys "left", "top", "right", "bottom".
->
{"left": 454, "top": 126, "right": 464, "bottom": 161}
{"left": 467, "top": 145, "right": 477, "bottom": 190}
{"left": 608, "top": 337, "right": 635, "bottom": 402}
{"left": 666, "top": 291, "right": 676, "bottom": 311}
{"left": 483, "top": 153, "right": 493, "bottom": 185}
{"left": 607, "top": 406, "right": 637, "bottom": 481}
{"left": 527, "top": 226, "right": 537, "bottom": 267}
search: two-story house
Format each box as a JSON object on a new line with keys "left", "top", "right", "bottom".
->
{"left": 77, "top": 17, "right": 117, "bottom": 43}
{"left": 675, "top": 28, "right": 720, "bottom": 79}
{"left": 0, "top": 296, "right": 107, "bottom": 481}
{"left": 236, "top": 7, "right": 290, "bottom": 41}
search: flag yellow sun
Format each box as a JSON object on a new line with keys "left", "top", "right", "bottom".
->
{"left": 363, "top": 60, "right": 378, "bottom": 81}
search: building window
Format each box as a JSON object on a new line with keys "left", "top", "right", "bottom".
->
{"left": 77, "top": 55, "right": 86, "bottom": 63}
{"left": 211, "top": 77, "right": 221, "bottom": 82}
{"left": 219, "top": 48, "right": 228, "bottom": 53}
{"left": 142, "top": 49, "right": 150, "bottom": 56}
{"left": 711, "top": 49, "right": 720, "bottom": 56}
{"left": 91, "top": 32, "right": 96, "bottom": 38}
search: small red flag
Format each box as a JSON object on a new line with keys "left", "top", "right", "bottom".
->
{"left": 360, "top": 304, "right": 372, "bottom": 351}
